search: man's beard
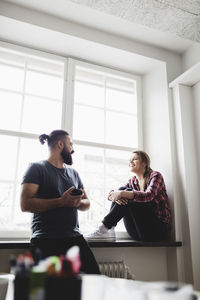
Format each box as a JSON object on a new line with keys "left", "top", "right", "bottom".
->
{"left": 61, "top": 148, "right": 73, "bottom": 165}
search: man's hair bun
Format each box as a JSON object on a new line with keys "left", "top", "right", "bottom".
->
{"left": 39, "top": 134, "right": 50, "bottom": 145}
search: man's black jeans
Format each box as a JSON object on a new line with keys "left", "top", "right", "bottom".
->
{"left": 103, "top": 202, "right": 169, "bottom": 242}
{"left": 30, "top": 235, "right": 100, "bottom": 274}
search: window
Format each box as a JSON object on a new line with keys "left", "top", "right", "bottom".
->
{"left": 71, "top": 61, "right": 142, "bottom": 232}
{"left": 0, "top": 43, "right": 142, "bottom": 237}
{"left": 0, "top": 44, "right": 64, "bottom": 237}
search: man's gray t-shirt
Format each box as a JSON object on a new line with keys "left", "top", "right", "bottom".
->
{"left": 22, "top": 160, "right": 84, "bottom": 239}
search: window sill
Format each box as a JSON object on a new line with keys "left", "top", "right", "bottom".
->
{"left": 88, "top": 239, "right": 182, "bottom": 248}
{"left": 0, "top": 239, "right": 182, "bottom": 249}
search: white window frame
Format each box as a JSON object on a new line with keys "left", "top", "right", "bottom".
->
{"left": 66, "top": 59, "right": 143, "bottom": 235}
{"left": 65, "top": 58, "right": 143, "bottom": 150}
{"left": 0, "top": 42, "right": 143, "bottom": 239}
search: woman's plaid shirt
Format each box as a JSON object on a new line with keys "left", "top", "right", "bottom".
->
{"left": 125, "top": 171, "right": 171, "bottom": 225}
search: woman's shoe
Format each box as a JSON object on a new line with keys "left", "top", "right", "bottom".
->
{"left": 84, "top": 225, "right": 116, "bottom": 241}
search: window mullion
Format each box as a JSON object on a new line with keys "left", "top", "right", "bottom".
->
{"left": 73, "top": 139, "right": 134, "bottom": 152}
{"left": 61, "top": 59, "right": 68, "bottom": 130}
{"left": 19, "top": 61, "right": 28, "bottom": 131}
{"left": 103, "top": 148, "right": 106, "bottom": 216}
{"left": 0, "top": 88, "right": 23, "bottom": 96}
{"left": 104, "top": 76, "right": 107, "bottom": 146}
{"left": 136, "top": 77, "right": 143, "bottom": 149}
{"left": 0, "top": 129, "right": 39, "bottom": 139}
{"left": 62, "top": 58, "right": 75, "bottom": 135}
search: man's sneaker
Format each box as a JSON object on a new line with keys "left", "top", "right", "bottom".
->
{"left": 85, "top": 226, "right": 116, "bottom": 241}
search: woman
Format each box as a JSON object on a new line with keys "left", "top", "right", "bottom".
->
{"left": 85, "top": 150, "right": 171, "bottom": 242}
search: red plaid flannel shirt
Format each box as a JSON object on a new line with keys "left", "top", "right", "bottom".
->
{"left": 125, "top": 171, "right": 171, "bottom": 225}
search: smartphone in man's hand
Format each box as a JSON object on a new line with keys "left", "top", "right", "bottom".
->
{"left": 70, "top": 188, "right": 82, "bottom": 196}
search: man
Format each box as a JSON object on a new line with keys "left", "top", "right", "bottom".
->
{"left": 20, "top": 129, "right": 100, "bottom": 274}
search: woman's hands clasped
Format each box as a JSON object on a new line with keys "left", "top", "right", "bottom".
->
{"left": 108, "top": 190, "right": 129, "bottom": 205}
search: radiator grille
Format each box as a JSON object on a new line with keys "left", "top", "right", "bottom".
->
{"left": 98, "top": 261, "right": 135, "bottom": 279}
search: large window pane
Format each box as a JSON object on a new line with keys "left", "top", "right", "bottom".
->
{"left": 26, "top": 70, "right": 63, "bottom": 99}
{"left": 0, "top": 135, "right": 18, "bottom": 181}
{"left": 106, "top": 112, "right": 138, "bottom": 147}
{"left": 0, "top": 182, "right": 14, "bottom": 228}
{"left": 22, "top": 96, "right": 62, "bottom": 134}
{"left": 73, "top": 144, "right": 131, "bottom": 232}
{"left": 105, "top": 149, "right": 130, "bottom": 188}
{"left": 0, "top": 91, "right": 22, "bottom": 131}
{"left": 0, "top": 136, "right": 48, "bottom": 231}
{"left": 0, "top": 64, "right": 24, "bottom": 92}
{"left": 73, "top": 145, "right": 104, "bottom": 190}
{"left": 13, "top": 183, "right": 31, "bottom": 230}
{"left": 105, "top": 149, "right": 130, "bottom": 210}
{"left": 106, "top": 88, "right": 137, "bottom": 114}
{"left": 73, "top": 145, "right": 104, "bottom": 232}
{"left": 73, "top": 65, "right": 138, "bottom": 148}
{"left": 74, "top": 81, "right": 104, "bottom": 108}
{"left": 73, "top": 105, "right": 104, "bottom": 143}
{"left": 17, "top": 137, "right": 48, "bottom": 182}
{"left": 1, "top": 137, "right": 48, "bottom": 231}
{"left": 105, "top": 149, "right": 130, "bottom": 231}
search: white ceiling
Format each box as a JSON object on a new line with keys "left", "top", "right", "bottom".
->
{"left": 69, "top": 0, "right": 200, "bottom": 42}
{"left": 1, "top": 0, "right": 196, "bottom": 54}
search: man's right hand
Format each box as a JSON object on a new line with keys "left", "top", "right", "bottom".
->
{"left": 60, "top": 186, "right": 83, "bottom": 208}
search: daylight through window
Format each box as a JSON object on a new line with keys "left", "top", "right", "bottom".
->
{"left": 0, "top": 44, "right": 142, "bottom": 237}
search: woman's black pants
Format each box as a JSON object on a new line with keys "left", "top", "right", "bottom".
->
{"left": 102, "top": 202, "right": 169, "bottom": 242}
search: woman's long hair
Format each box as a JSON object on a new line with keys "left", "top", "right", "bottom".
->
{"left": 133, "top": 150, "right": 153, "bottom": 188}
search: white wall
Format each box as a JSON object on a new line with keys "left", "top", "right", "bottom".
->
{"left": 142, "top": 65, "right": 175, "bottom": 230}
{"left": 170, "top": 85, "right": 193, "bottom": 285}
{"left": 141, "top": 65, "right": 190, "bottom": 283}
{"left": 92, "top": 247, "right": 168, "bottom": 281}
{"left": 182, "top": 43, "right": 200, "bottom": 72}
{"left": 191, "top": 82, "right": 200, "bottom": 289}
{"left": 192, "top": 82, "right": 200, "bottom": 174}
{"left": 169, "top": 77, "right": 200, "bottom": 289}
{"left": 142, "top": 66, "right": 172, "bottom": 183}
{"left": 0, "top": 247, "right": 168, "bottom": 282}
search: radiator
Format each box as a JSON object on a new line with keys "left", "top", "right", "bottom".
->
{"left": 98, "top": 261, "right": 135, "bottom": 279}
